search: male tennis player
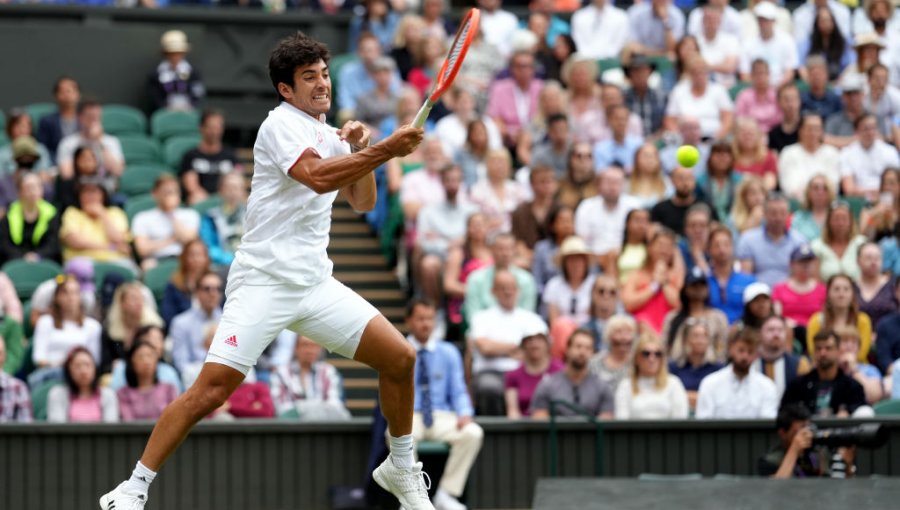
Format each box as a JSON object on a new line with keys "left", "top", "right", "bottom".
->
{"left": 101, "top": 32, "right": 432, "bottom": 510}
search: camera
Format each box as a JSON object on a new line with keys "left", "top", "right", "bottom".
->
{"left": 810, "top": 423, "right": 889, "bottom": 449}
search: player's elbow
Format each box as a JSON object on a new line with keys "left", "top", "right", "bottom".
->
{"left": 289, "top": 162, "right": 335, "bottom": 194}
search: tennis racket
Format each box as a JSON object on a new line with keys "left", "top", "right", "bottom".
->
{"left": 412, "top": 7, "right": 481, "bottom": 128}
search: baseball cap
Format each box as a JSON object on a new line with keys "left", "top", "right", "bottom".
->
{"left": 790, "top": 244, "right": 817, "bottom": 262}
{"left": 684, "top": 266, "right": 708, "bottom": 286}
{"left": 742, "top": 282, "right": 771, "bottom": 305}
{"left": 519, "top": 319, "right": 549, "bottom": 344}
{"left": 840, "top": 73, "right": 865, "bottom": 93}
{"left": 753, "top": 2, "right": 778, "bottom": 20}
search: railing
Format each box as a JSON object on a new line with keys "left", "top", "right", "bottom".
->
{"left": 547, "top": 399, "right": 604, "bottom": 477}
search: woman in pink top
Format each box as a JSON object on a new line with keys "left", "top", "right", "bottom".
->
{"left": 504, "top": 330, "right": 563, "bottom": 418}
{"left": 622, "top": 229, "right": 684, "bottom": 334}
{"left": 117, "top": 340, "right": 178, "bottom": 422}
{"left": 47, "top": 346, "right": 119, "bottom": 423}
{"left": 772, "top": 244, "right": 826, "bottom": 328}
{"left": 734, "top": 59, "right": 781, "bottom": 131}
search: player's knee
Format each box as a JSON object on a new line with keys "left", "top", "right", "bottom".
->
{"left": 388, "top": 342, "right": 416, "bottom": 378}
{"left": 186, "top": 380, "right": 232, "bottom": 413}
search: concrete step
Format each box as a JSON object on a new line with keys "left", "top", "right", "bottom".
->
{"left": 330, "top": 254, "right": 389, "bottom": 268}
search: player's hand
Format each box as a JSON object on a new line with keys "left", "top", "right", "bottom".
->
{"left": 382, "top": 125, "right": 425, "bottom": 157}
{"left": 337, "top": 120, "right": 371, "bottom": 148}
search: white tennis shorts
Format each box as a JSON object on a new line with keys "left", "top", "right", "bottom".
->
{"left": 206, "top": 261, "right": 380, "bottom": 374}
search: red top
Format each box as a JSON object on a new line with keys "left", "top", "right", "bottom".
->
{"left": 771, "top": 281, "right": 827, "bottom": 327}
{"left": 734, "top": 150, "right": 778, "bottom": 178}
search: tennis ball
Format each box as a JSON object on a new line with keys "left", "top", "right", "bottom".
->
{"left": 676, "top": 145, "right": 700, "bottom": 168}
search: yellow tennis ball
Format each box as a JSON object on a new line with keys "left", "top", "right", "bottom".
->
{"left": 676, "top": 145, "right": 700, "bottom": 168}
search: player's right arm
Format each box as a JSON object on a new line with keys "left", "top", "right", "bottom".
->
{"left": 288, "top": 125, "right": 423, "bottom": 193}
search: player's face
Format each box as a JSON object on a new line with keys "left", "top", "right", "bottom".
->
{"left": 283, "top": 60, "right": 332, "bottom": 117}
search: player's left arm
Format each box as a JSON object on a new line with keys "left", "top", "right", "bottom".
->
{"left": 337, "top": 120, "right": 377, "bottom": 212}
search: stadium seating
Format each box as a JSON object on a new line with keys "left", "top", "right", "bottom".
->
{"left": 118, "top": 134, "right": 164, "bottom": 165}
{"left": 151, "top": 110, "right": 199, "bottom": 142}
{"left": 874, "top": 399, "right": 900, "bottom": 416}
{"left": 25, "top": 102, "right": 56, "bottom": 133}
{"left": 143, "top": 258, "right": 180, "bottom": 306}
{"left": 119, "top": 164, "right": 172, "bottom": 197}
{"left": 163, "top": 134, "right": 201, "bottom": 169}
{"left": 92, "top": 261, "right": 137, "bottom": 290}
{"left": 102, "top": 105, "right": 148, "bottom": 137}
{"left": 192, "top": 195, "right": 223, "bottom": 216}
{"left": 0, "top": 114, "right": 6, "bottom": 146}
{"left": 1, "top": 259, "right": 64, "bottom": 302}
{"left": 30, "top": 380, "right": 58, "bottom": 421}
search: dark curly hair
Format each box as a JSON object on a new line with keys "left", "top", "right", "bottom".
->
{"left": 269, "top": 32, "right": 331, "bottom": 102}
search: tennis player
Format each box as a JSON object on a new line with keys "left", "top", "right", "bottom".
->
{"left": 101, "top": 32, "right": 432, "bottom": 510}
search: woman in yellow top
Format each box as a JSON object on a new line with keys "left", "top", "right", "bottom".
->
{"left": 806, "top": 273, "right": 872, "bottom": 362}
{"left": 59, "top": 178, "right": 131, "bottom": 263}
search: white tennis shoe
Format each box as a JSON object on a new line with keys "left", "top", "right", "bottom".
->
{"left": 99, "top": 481, "right": 147, "bottom": 510}
{"left": 373, "top": 458, "right": 435, "bottom": 510}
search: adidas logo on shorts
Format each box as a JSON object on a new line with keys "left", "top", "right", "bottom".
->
{"left": 225, "top": 335, "right": 238, "bottom": 347}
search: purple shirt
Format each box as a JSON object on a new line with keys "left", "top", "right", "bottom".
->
{"left": 504, "top": 359, "right": 564, "bottom": 416}
{"left": 117, "top": 383, "right": 178, "bottom": 422}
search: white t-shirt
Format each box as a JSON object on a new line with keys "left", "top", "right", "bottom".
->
{"left": 697, "top": 31, "right": 741, "bottom": 88}
{"left": 132, "top": 207, "right": 201, "bottom": 259}
{"left": 541, "top": 273, "right": 597, "bottom": 325}
{"left": 467, "top": 306, "right": 548, "bottom": 375}
{"left": 777, "top": 143, "right": 841, "bottom": 199}
{"left": 479, "top": 9, "right": 520, "bottom": 58}
{"left": 31, "top": 315, "right": 102, "bottom": 367}
{"left": 236, "top": 102, "right": 350, "bottom": 286}
{"left": 739, "top": 31, "right": 799, "bottom": 86}
{"left": 434, "top": 114, "right": 503, "bottom": 161}
{"left": 687, "top": 5, "right": 743, "bottom": 38}
{"left": 56, "top": 133, "right": 124, "bottom": 170}
{"left": 571, "top": 4, "right": 631, "bottom": 60}
{"left": 839, "top": 140, "right": 900, "bottom": 193}
{"left": 694, "top": 365, "right": 778, "bottom": 419}
{"left": 665, "top": 81, "right": 734, "bottom": 138}
{"left": 574, "top": 194, "right": 642, "bottom": 255}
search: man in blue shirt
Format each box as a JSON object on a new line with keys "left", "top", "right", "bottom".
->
{"left": 707, "top": 225, "right": 756, "bottom": 324}
{"left": 736, "top": 194, "right": 807, "bottom": 288}
{"left": 406, "top": 298, "right": 483, "bottom": 510}
{"left": 337, "top": 32, "right": 401, "bottom": 121}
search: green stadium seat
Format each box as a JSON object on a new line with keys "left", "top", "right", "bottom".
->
{"left": 120, "top": 164, "right": 172, "bottom": 197}
{"left": 92, "top": 261, "right": 137, "bottom": 289}
{"left": 647, "top": 55, "right": 673, "bottom": 76}
{"left": 151, "top": 110, "right": 199, "bottom": 143}
{"left": 143, "top": 258, "right": 179, "bottom": 306}
{"left": 163, "top": 134, "right": 201, "bottom": 169}
{"left": 192, "top": 195, "right": 223, "bottom": 216}
{"left": 31, "top": 380, "right": 60, "bottom": 421}
{"left": 124, "top": 193, "right": 158, "bottom": 224}
{"left": 729, "top": 81, "right": 750, "bottom": 100}
{"left": 118, "top": 134, "right": 164, "bottom": 165}
{"left": 874, "top": 399, "right": 900, "bottom": 416}
{"left": 1, "top": 259, "right": 64, "bottom": 302}
{"left": 25, "top": 102, "right": 57, "bottom": 134}
{"left": 417, "top": 441, "right": 450, "bottom": 455}
{"left": 102, "top": 105, "right": 148, "bottom": 136}
{"left": 0, "top": 113, "right": 6, "bottom": 146}
{"left": 598, "top": 58, "right": 622, "bottom": 74}
{"left": 844, "top": 196, "right": 869, "bottom": 222}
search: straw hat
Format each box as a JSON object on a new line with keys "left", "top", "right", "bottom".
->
{"left": 554, "top": 236, "right": 593, "bottom": 266}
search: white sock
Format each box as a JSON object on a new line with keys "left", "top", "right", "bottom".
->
{"left": 388, "top": 434, "right": 415, "bottom": 469}
{"left": 124, "top": 461, "right": 157, "bottom": 494}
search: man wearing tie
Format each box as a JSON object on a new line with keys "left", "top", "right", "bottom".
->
{"left": 405, "top": 298, "right": 484, "bottom": 510}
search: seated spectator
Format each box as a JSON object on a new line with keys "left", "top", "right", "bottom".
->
{"left": 102, "top": 283, "right": 165, "bottom": 372}
{"left": 732, "top": 118, "right": 778, "bottom": 191}
{"left": 865, "top": 63, "right": 900, "bottom": 148}
{"left": 790, "top": 175, "right": 834, "bottom": 242}
{"left": 179, "top": 110, "right": 238, "bottom": 205}
{"left": 876, "top": 276, "right": 900, "bottom": 373}
{"left": 807, "top": 274, "right": 872, "bottom": 361}
{"left": 562, "top": 56, "right": 604, "bottom": 145}
{"left": 778, "top": 116, "right": 840, "bottom": 201}
{"left": 735, "top": 60, "right": 781, "bottom": 132}
{"left": 170, "top": 271, "right": 223, "bottom": 374}
{"left": 708, "top": 225, "right": 757, "bottom": 324}
{"left": 36, "top": 76, "right": 80, "bottom": 163}
{"left": 696, "top": 327, "right": 778, "bottom": 418}
{"left": 556, "top": 143, "right": 598, "bottom": 209}
{"left": 799, "top": 6, "right": 852, "bottom": 82}
{"left": 881, "top": 220, "right": 900, "bottom": 276}
{"left": 740, "top": 2, "right": 799, "bottom": 86}
{"left": 662, "top": 267, "right": 729, "bottom": 362}
{"left": 737, "top": 282, "right": 774, "bottom": 334}
{"left": 349, "top": 0, "right": 399, "bottom": 52}
{"left": 729, "top": 176, "right": 765, "bottom": 235}
{"left": 695, "top": 6, "right": 741, "bottom": 88}
{"left": 469, "top": 149, "right": 528, "bottom": 236}
{"left": 616, "top": 208, "right": 650, "bottom": 285}
{"left": 783, "top": 330, "right": 870, "bottom": 417}
{"left": 571, "top": 0, "right": 630, "bottom": 60}
{"left": 200, "top": 173, "right": 246, "bottom": 270}
{"left": 454, "top": 119, "right": 491, "bottom": 188}
{"left": 116, "top": 339, "right": 179, "bottom": 422}
{"left": 772, "top": 245, "right": 826, "bottom": 331}
{"left": 532, "top": 205, "right": 575, "bottom": 296}
{"left": 464, "top": 234, "right": 538, "bottom": 321}
{"left": 627, "top": 144, "right": 672, "bottom": 209}
{"left": 109, "top": 325, "right": 182, "bottom": 394}
{"left": 516, "top": 80, "right": 567, "bottom": 167}
{"left": 389, "top": 14, "right": 424, "bottom": 80}
{"left": 0, "top": 172, "right": 61, "bottom": 266}
{"left": 768, "top": 83, "right": 802, "bottom": 153}
{"left": 664, "top": 56, "right": 734, "bottom": 140}
{"left": 856, "top": 242, "right": 897, "bottom": 328}
{"left": 467, "top": 269, "right": 548, "bottom": 415}
{"left": 32, "top": 276, "right": 102, "bottom": 370}
{"left": 531, "top": 329, "right": 615, "bottom": 418}
{"left": 835, "top": 326, "right": 883, "bottom": 404}
{"left": 824, "top": 75, "right": 867, "bottom": 149}
{"left": 839, "top": 32, "right": 884, "bottom": 87}
{"left": 527, "top": 113, "right": 570, "bottom": 179}
{"left": 593, "top": 105, "right": 644, "bottom": 174}
{"left": 27, "top": 260, "right": 98, "bottom": 330}
{"left": 697, "top": 141, "right": 742, "bottom": 223}
{"left": 660, "top": 117, "right": 709, "bottom": 176}
{"left": 337, "top": 32, "right": 401, "bottom": 122}
{"left": 0, "top": 110, "right": 53, "bottom": 178}
{"left": 543, "top": 236, "right": 597, "bottom": 356}
{"left": 577, "top": 167, "right": 642, "bottom": 273}
{"left": 623, "top": 228, "right": 684, "bottom": 334}
{"left": 615, "top": 333, "right": 689, "bottom": 419}
{"left": 47, "top": 346, "right": 118, "bottom": 423}
{"left": 737, "top": 193, "right": 807, "bottom": 287}
{"left": 651, "top": 166, "right": 717, "bottom": 237}
{"left": 511, "top": 166, "right": 558, "bottom": 268}
{"left": 56, "top": 99, "right": 124, "bottom": 181}
{"left": 627, "top": 0, "right": 685, "bottom": 57}
{"left": 434, "top": 87, "right": 502, "bottom": 159}
{"left": 840, "top": 114, "right": 900, "bottom": 201}
{"left": 755, "top": 314, "right": 811, "bottom": 399}
{"left": 270, "top": 335, "right": 351, "bottom": 420}
{"left": 148, "top": 30, "right": 205, "bottom": 112}
{"left": 588, "top": 314, "right": 635, "bottom": 390}
{"left": 355, "top": 56, "right": 401, "bottom": 133}
{"left": 810, "top": 201, "right": 867, "bottom": 281}
{"left": 59, "top": 177, "right": 131, "bottom": 265}
{"left": 55, "top": 145, "right": 120, "bottom": 213}
{"left": 859, "top": 168, "right": 900, "bottom": 241}
{"left": 505, "top": 326, "right": 563, "bottom": 419}
{"left": 399, "top": 137, "right": 450, "bottom": 236}
{"left": 668, "top": 320, "right": 724, "bottom": 410}
{"left": 800, "top": 55, "right": 842, "bottom": 120}
{"left": 624, "top": 55, "right": 667, "bottom": 138}
{"left": 133, "top": 174, "right": 201, "bottom": 271}
{"left": 487, "top": 51, "right": 543, "bottom": 148}
{"left": 161, "top": 239, "right": 211, "bottom": 326}
{"left": 678, "top": 203, "right": 713, "bottom": 275}
{"left": 443, "top": 213, "right": 492, "bottom": 329}
{"left": 0, "top": 338, "right": 31, "bottom": 423}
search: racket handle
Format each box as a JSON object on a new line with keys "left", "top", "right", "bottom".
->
{"left": 412, "top": 100, "right": 434, "bottom": 128}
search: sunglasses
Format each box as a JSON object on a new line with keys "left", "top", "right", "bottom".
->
{"left": 640, "top": 350, "right": 663, "bottom": 359}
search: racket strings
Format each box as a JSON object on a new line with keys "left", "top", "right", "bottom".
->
{"left": 444, "top": 22, "right": 471, "bottom": 81}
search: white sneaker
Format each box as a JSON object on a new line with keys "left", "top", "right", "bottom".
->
{"left": 373, "top": 458, "right": 435, "bottom": 510}
{"left": 99, "top": 481, "right": 147, "bottom": 510}
{"left": 433, "top": 488, "right": 467, "bottom": 510}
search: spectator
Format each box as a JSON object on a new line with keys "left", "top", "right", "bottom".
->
{"left": 778, "top": 116, "right": 840, "bottom": 200}
{"left": 505, "top": 327, "right": 563, "bottom": 418}
{"left": 732, "top": 117, "right": 778, "bottom": 191}
{"left": 651, "top": 165, "right": 717, "bottom": 237}
{"left": 348, "top": 0, "right": 399, "bottom": 52}
{"left": 616, "top": 208, "right": 650, "bottom": 285}
{"left": 269, "top": 335, "right": 350, "bottom": 420}
{"left": 627, "top": 144, "right": 672, "bottom": 210}
{"left": 801, "top": 55, "right": 843, "bottom": 119}
{"left": 0, "top": 338, "right": 31, "bottom": 423}
{"left": 0, "top": 110, "right": 53, "bottom": 178}
{"left": 169, "top": 271, "right": 223, "bottom": 374}
{"left": 875, "top": 276, "right": 900, "bottom": 373}
{"left": 356, "top": 56, "right": 402, "bottom": 133}
{"left": 570, "top": 0, "right": 629, "bottom": 59}
{"left": 696, "top": 327, "right": 778, "bottom": 418}
{"left": 695, "top": 5, "right": 741, "bottom": 88}
{"left": 116, "top": 339, "right": 179, "bottom": 422}
{"left": 768, "top": 83, "right": 802, "bottom": 153}
{"left": 627, "top": 0, "right": 685, "bottom": 57}
{"left": 543, "top": 236, "right": 597, "bottom": 356}
{"left": 486, "top": 51, "right": 543, "bottom": 149}
{"left": 856, "top": 242, "right": 897, "bottom": 328}
{"left": 511, "top": 166, "right": 558, "bottom": 266}
{"left": 32, "top": 276, "right": 102, "bottom": 370}
{"left": 444, "top": 213, "right": 493, "bottom": 337}
{"left": 476, "top": 0, "right": 519, "bottom": 58}
{"left": 660, "top": 117, "right": 709, "bottom": 176}
{"left": 799, "top": 7, "right": 852, "bottom": 82}
{"left": 0, "top": 172, "right": 61, "bottom": 266}
{"left": 523, "top": 103, "right": 570, "bottom": 177}
{"left": 793, "top": 0, "right": 851, "bottom": 43}
{"left": 37, "top": 76, "right": 80, "bottom": 163}
{"left": 469, "top": 149, "right": 528, "bottom": 236}
{"left": 148, "top": 30, "right": 204, "bottom": 112}
{"left": 593, "top": 105, "right": 644, "bottom": 174}
{"left": 624, "top": 55, "right": 667, "bottom": 137}
{"left": 467, "top": 269, "right": 548, "bottom": 415}
{"left": 681, "top": 203, "right": 715, "bottom": 273}
{"left": 859, "top": 168, "right": 900, "bottom": 241}
{"left": 109, "top": 325, "right": 182, "bottom": 394}
{"left": 420, "top": 0, "right": 453, "bottom": 43}
{"left": 562, "top": 56, "right": 603, "bottom": 145}
{"left": 739, "top": 0, "right": 793, "bottom": 43}
{"left": 455, "top": 30, "right": 506, "bottom": 103}
{"left": 133, "top": 174, "right": 201, "bottom": 271}
{"left": 825, "top": 74, "right": 868, "bottom": 148}
{"left": 464, "top": 233, "right": 538, "bottom": 327}
{"left": 790, "top": 175, "right": 835, "bottom": 242}
{"left": 400, "top": 137, "right": 450, "bottom": 230}
{"left": 783, "top": 330, "right": 870, "bottom": 417}
{"left": 664, "top": 57, "right": 734, "bottom": 140}
{"left": 669, "top": 319, "right": 725, "bottom": 410}
{"left": 708, "top": 225, "right": 757, "bottom": 324}
{"left": 55, "top": 144, "right": 120, "bottom": 213}
{"left": 59, "top": 177, "right": 130, "bottom": 265}
{"left": 840, "top": 114, "right": 900, "bottom": 200}
{"left": 588, "top": 314, "right": 635, "bottom": 390}
{"left": 738, "top": 282, "right": 775, "bottom": 333}
{"left": 806, "top": 274, "right": 872, "bottom": 361}
{"left": 865, "top": 64, "right": 900, "bottom": 148}
{"left": 541, "top": 34, "right": 576, "bottom": 84}
{"left": 662, "top": 266, "right": 729, "bottom": 362}
{"left": 200, "top": 172, "right": 247, "bottom": 270}
{"left": 434, "top": 87, "right": 503, "bottom": 159}
{"left": 689, "top": 0, "right": 742, "bottom": 37}
{"left": 615, "top": 333, "right": 689, "bottom": 419}
{"left": 390, "top": 14, "right": 425, "bottom": 81}
{"left": 812, "top": 201, "right": 867, "bottom": 281}
{"left": 556, "top": 142, "right": 598, "bottom": 209}
{"left": 338, "top": 32, "right": 401, "bottom": 120}
{"left": 582, "top": 275, "right": 623, "bottom": 350}
{"left": 772, "top": 245, "right": 827, "bottom": 332}
{"left": 735, "top": 60, "right": 782, "bottom": 132}
{"left": 835, "top": 326, "right": 884, "bottom": 404}
{"left": 532, "top": 205, "right": 575, "bottom": 296}
{"left": 697, "top": 140, "right": 742, "bottom": 222}
{"left": 102, "top": 283, "right": 165, "bottom": 371}
{"left": 56, "top": 99, "right": 124, "bottom": 180}
{"left": 839, "top": 32, "right": 884, "bottom": 85}
{"left": 454, "top": 119, "right": 491, "bottom": 187}
{"left": 526, "top": 0, "right": 572, "bottom": 51}
{"left": 622, "top": 228, "right": 683, "bottom": 334}
{"left": 737, "top": 193, "right": 807, "bottom": 287}
{"left": 47, "top": 346, "right": 118, "bottom": 423}
{"left": 740, "top": 2, "right": 799, "bottom": 87}
{"left": 755, "top": 314, "right": 811, "bottom": 399}
{"left": 179, "top": 109, "right": 239, "bottom": 205}
{"left": 576, "top": 167, "right": 642, "bottom": 274}
{"left": 160, "top": 239, "right": 211, "bottom": 327}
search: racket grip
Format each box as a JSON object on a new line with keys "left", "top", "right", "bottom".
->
{"left": 412, "top": 100, "right": 433, "bottom": 128}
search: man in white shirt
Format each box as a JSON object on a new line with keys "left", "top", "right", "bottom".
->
{"left": 100, "top": 33, "right": 432, "bottom": 510}
{"left": 687, "top": 0, "right": 742, "bottom": 38}
{"left": 574, "top": 167, "right": 641, "bottom": 271}
{"left": 131, "top": 174, "right": 201, "bottom": 271}
{"left": 840, "top": 113, "right": 900, "bottom": 200}
{"left": 793, "top": 0, "right": 852, "bottom": 43}
{"left": 695, "top": 328, "right": 779, "bottom": 419}
{"left": 55, "top": 98, "right": 124, "bottom": 180}
{"left": 696, "top": 6, "right": 741, "bottom": 88}
{"left": 477, "top": 0, "right": 520, "bottom": 58}
{"left": 740, "top": 2, "right": 799, "bottom": 87}
{"left": 434, "top": 87, "right": 503, "bottom": 158}
{"left": 570, "top": 0, "right": 630, "bottom": 60}
{"left": 777, "top": 113, "right": 841, "bottom": 199}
